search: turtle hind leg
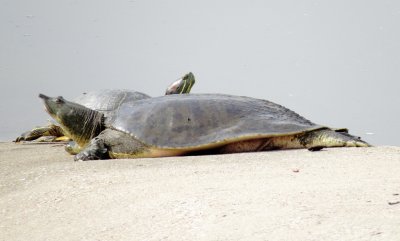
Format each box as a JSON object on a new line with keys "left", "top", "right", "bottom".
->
{"left": 300, "top": 129, "right": 371, "bottom": 149}
{"left": 217, "top": 129, "right": 370, "bottom": 154}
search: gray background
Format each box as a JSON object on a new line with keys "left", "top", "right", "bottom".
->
{"left": 1, "top": 0, "right": 399, "bottom": 145}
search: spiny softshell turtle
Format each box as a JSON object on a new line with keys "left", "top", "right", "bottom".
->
{"left": 15, "top": 72, "right": 195, "bottom": 143}
{"left": 39, "top": 93, "right": 370, "bottom": 161}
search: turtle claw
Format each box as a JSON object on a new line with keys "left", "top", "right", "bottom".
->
{"left": 74, "top": 151, "right": 95, "bottom": 161}
{"left": 74, "top": 149, "right": 108, "bottom": 161}
{"left": 14, "top": 132, "right": 30, "bottom": 142}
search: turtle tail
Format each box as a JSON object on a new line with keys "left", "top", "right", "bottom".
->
{"left": 302, "top": 128, "right": 371, "bottom": 150}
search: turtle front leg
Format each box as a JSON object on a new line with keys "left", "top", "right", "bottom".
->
{"left": 15, "top": 124, "right": 65, "bottom": 142}
{"left": 75, "top": 137, "right": 109, "bottom": 161}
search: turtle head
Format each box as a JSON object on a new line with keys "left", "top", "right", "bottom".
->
{"left": 39, "top": 94, "right": 104, "bottom": 147}
{"left": 165, "top": 72, "right": 195, "bottom": 95}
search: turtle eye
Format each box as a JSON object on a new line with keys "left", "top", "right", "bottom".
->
{"left": 55, "top": 96, "right": 65, "bottom": 104}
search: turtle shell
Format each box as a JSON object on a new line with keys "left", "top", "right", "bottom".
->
{"left": 73, "top": 90, "right": 150, "bottom": 118}
{"left": 108, "top": 94, "right": 324, "bottom": 149}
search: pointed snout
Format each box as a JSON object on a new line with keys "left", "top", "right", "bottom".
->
{"left": 39, "top": 93, "right": 49, "bottom": 100}
{"left": 38, "top": 93, "right": 57, "bottom": 116}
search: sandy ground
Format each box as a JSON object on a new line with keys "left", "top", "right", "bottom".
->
{"left": 0, "top": 142, "right": 400, "bottom": 241}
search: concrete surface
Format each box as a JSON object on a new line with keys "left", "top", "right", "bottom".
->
{"left": 0, "top": 142, "right": 399, "bottom": 241}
